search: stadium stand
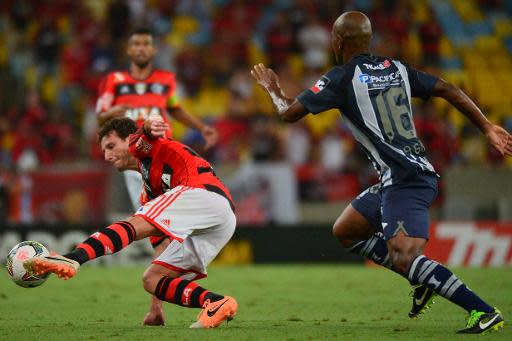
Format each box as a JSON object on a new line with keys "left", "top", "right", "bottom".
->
{"left": 0, "top": 0, "right": 510, "bottom": 223}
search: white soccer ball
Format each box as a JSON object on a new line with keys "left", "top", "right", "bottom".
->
{"left": 6, "top": 241, "right": 50, "bottom": 288}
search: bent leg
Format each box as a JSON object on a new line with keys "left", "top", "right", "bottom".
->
{"left": 334, "top": 204, "right": 393, "bottom": 269}
{"left": 333, "top": 203, "right": 377, "bottom": 247}
{"left": 334, "top": 184, "right": 394, "bottom": 270}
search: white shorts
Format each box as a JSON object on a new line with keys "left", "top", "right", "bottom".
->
{"left": 135, "top": 186, "right": 236, "bottom": 279}
{"left": 123, "top": 170, "right": 143, "bottom": 211}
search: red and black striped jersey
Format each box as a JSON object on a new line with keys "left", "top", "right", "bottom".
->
{"left": 96, "top": 69, "right": 180, "bottom": 137}
{"left": 128, "top": 129, "right": 235, "bottom": 211}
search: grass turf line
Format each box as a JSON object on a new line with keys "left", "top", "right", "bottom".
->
{"left": 0, "top": 264, "right": 510, "bottom": 340}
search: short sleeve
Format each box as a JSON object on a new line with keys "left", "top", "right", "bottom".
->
{"left": 405, "top": 64, "right": 438, "bottom": 100}
{"left": 96, "top": 74, "right": 115, "bottom": 114}
{"left": 297, "top": 68, "right": 345, "bottom": 114}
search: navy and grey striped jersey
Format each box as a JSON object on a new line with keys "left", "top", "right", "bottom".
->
{"left": 297, "top": 54, "right": 439, "bottom": 187}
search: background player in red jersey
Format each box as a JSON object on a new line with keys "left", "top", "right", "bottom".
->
{"left": 23, "top": 117, "right": 237, "bottom": 329}
{"left": 95, "top": 28, "right": 219, "bottom": 325}
{"left": 96, "top": 27, "right": 218, "bottom": 210}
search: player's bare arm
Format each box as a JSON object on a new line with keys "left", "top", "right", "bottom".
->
{"left": 251, "top": 63, "right": 309, "bottom": 122}
{"left": 98, "top": 105, "right": 132, "bottom": 126}
{"left": 431, "top": 78, "right": 512, "bottom": 156}
{"left": 143, "top": 238, "right": 170, "bottom": 326}
{"left": 169, "top": 107, "right": 219, "bottom": 149}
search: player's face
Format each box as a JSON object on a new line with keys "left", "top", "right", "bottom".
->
{"left": 101, "top": 131, "right": 132, "bottom": 171}
{"left": 127, "top": 34, "right": 156, "bottom": 68}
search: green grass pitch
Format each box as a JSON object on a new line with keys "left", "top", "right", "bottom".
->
{"left": 1, "top": 264, "right": 510, "bottom": 340}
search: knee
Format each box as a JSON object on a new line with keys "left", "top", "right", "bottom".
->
{"left": 332, "top": 221, "right": 353, "bottom": 248}
{"left": 142, "top": 268, "right": 159, "bottom": 294}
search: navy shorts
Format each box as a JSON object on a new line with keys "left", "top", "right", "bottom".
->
{"left": 351, "top": 173, "right": 438, "bottom": 240}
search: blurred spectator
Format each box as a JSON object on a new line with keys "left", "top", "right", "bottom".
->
{"left": 34, "top": 17, "right": 61, "bottom": 75}
{"left": 419, "top": 10, "right": 442, "bottom": 66}
{"left": 0, "top": 166, "right": 10, "bottom": 223}
{"left": 284, "top": 122, "right": 311, "bottom": 166}
{"left": 107, "top": 0, "right": 132, "bottom": 41}
{"left": 90, "top": 32, "right": 115, "bottom": 75}
{"left": 175, "top": 45, "right": 204, "bottom": 96}
{"left": 212, "top": 0, "right": 259, "bottom": 67}
{"left": 265, "top": 13, "right": 295, "bottom": 68}
{"left": 250, "top": 115, "right": 284, "bottom": 162}
{"left": 320, "top": 127, "right": 348, "bottom": 172}
{"left": 0, "top": 116, "right": 14, "bottom": 167}
{"left": 297, "top": 14, "right": 330, "bottom": 70}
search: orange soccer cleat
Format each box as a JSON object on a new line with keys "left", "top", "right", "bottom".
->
{"left": 23, "top": 252, "right": 80, "bottom": 280}
{"left": 189, "top": 296, "right": 238, "bottom": 329}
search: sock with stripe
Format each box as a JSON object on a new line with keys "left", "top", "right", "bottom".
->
{"left": 348, "top": 232, "right": 394, "bottom": 270}
{"left": 408, "top": 255, "right": 493, "bottom": 313}
{"left": 63, "top": 221, "right": 136, "bottom": 265}
{"left": 154, "top": 276, "right": 224, "bottom": 308}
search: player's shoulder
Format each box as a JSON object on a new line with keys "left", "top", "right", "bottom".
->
{"left": 322, "top": 64, "right": 354, "bottom": 86}
{"left": 151, "top": 69, "right": 177, "bottom": 80}
{"left": 103, "top": 70, "right": 131, "bottom": 83}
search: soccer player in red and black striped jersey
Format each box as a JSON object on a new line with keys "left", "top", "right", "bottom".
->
{"left": 24, "top": 117, "right": 238, "bottom": 329}
{"left": 95, "top": 28, "right": 219, "bottom": 325}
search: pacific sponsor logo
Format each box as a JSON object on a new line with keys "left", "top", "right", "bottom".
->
{"left": 359, "top": 71, "right": 401, "bottom": 84}
{"left": 363, "top": 59, "right": 391, "bottom": 70}
{"left": 310, "top": 76, "right": 330, "bottom": 94}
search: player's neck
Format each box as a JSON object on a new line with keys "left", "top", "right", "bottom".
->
{"left": 342, "top": 48, "right": 370, "bottom": 64}
{"left": 129, "top": 63, "right": 153, "bottom": 80}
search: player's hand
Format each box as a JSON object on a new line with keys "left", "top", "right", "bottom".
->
{"left": 201, "top": 125, "right": 219, "bottom": 150}
{"left": 142, "top": 310, "right": 165, "bottom": 326}
{"left": 145, "top": 119, "right": 169, "bottom": 138}
{"left": 251, "top": 63, "right": 281, "bottom": 94}
{"left": 484, "top": 124, "right": 512, "bottom": 157}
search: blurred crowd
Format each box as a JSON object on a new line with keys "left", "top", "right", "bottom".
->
{"left": 0, "top": 0, "right": 511, "bottom": 216}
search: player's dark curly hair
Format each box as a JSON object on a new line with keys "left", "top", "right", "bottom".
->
{"left": 98, "top": 118, "right": 137, "bottom": 142}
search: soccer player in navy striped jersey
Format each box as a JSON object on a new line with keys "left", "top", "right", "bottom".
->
{"left": 252, "top": 11, "right": 511, "bottom": 334}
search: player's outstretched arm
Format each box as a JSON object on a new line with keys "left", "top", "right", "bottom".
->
{"left": 251, "top": 63, "right": 309, "bottom": 122}
{"left": 431, "top": 78, "right": 512, "bottom": 157}
{"left": 97, "top": 105, "right": 131, "bottom": 126}
{"left": 170, "top": 107, "right": 219, "bottom": 149}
